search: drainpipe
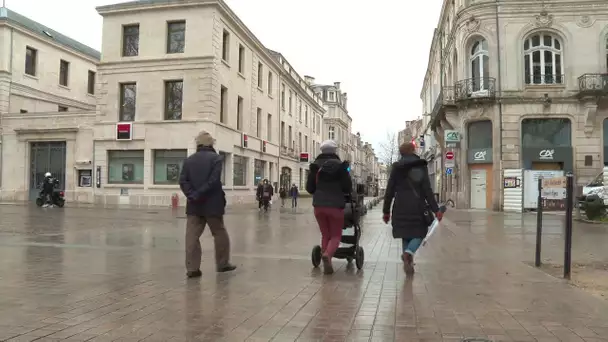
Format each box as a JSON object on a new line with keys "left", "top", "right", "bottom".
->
{"left": 495, "top": 0, "right": 504, "bottom": 210}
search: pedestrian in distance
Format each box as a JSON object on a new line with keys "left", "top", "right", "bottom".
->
{"left": 179, "top": 131, "right": 237, "bottom": 278}
{"left": 279, "top": 186, "right": 287, "bottom": 207}
{"left": 306, "top": 140, "right": 352, "bottom": 274}
{"left": 256, "top": 181, "right": 264, "bottom": 211}
{"left": 382, "top": 142, "right": 442, "bottom": 275}
{"left": 289, "top": 183, "right": 299, "bottom": 208}
{"left": 259, "top": 179, "right": 274, "bottom": 212}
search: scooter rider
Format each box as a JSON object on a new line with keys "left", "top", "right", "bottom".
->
{"left": 41, "top": 172, "right": 56, "bottom": 207}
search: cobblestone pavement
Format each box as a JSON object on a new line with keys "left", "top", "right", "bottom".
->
{"left": 1, "top": 204, "right": 608, "bottom": 341}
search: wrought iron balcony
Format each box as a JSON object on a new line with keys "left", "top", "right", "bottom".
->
{"left": 454, "top": 77, "right": 496, "bottom": 102}
{"left": 430, "top": 87, "right": 455, "bottom": 122}
{"left": 578, "top": 73, "right": 608, "bottom": 97}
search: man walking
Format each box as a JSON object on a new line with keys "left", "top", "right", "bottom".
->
{"left": 289, "top": 183, "right": 299, "bottom": 208}
{"left": 180, "top": 131, "right": 236, "bottom": 278}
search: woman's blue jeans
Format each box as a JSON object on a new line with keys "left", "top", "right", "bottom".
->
{"left": 402, "top": 238, "right": 423, "bottom": 255}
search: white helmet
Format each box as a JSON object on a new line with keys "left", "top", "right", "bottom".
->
{"left": 44, "top": 172, "right": 51, "bottom": 177}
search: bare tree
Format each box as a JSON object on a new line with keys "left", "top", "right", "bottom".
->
{"left": 378, "top": 131, "right": 400, "bottom": 173}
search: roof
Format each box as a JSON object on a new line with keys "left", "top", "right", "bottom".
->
{"left": 0, "top": 7, "right": 101, "bottom": 60}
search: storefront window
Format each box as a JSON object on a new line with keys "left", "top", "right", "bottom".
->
{"left": 521, "top": 118, "right": 571, "bottom": 147}
{"left": 467, "top": 120, "right": 492, "bottom": 149}
{"left": 603, "top": 119, "right": 608, "bottom": 147}
{"left": 254, "top": 159, "right": 265, "bottom": 185}
{"left": 153, "top": 149, "right": 187, "bottom": 184}
{"left": 108, "top": 150, "right": 144, "bottom": 184}
{"left": 233, "top": 155, "right": 247, "bottom": 186}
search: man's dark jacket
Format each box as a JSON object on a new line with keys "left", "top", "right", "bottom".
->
{"left": 306, "top": 153, "right": 352, "bottom": 209}
{"left": 179, "top": 146, "right": 225, "bottom": 217}
{"left": 257, "top": 183, "right": 273, "bottom": 199}
{"left": 383, "top": 154, "right": 439, "bottom": 239}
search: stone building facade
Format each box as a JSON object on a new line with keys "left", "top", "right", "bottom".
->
{"left": 0, "top": 7, "right": 99, "bottom": 202}
{"left": 421, "top": 0, "right": 608, "bottom": 210}
{"left": 0, "top": 0, "right": 380, "bottom": 206}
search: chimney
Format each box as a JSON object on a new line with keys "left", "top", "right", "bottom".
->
{"left": 304, "top": 75, "right": 315, "bottom": 85}
{"left": 334, "top": 82, "right": 340, "bottom": 89}
{"left": 343, "top": 92, "right": 348, "bottom": 109}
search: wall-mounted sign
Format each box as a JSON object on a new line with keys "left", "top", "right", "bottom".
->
{"left": 445, "top": 151, "right": 454, "bottom": 160}
{"left": 299, "top": 152, "right": 310, "bottom": 163}
{"left": 419, "top": 135, "right": 425, "bottom": 147}
{"left": 444, "top": 130, "right": 460, "bottom": 143}
{"left": 503, "top": 177, "right": 520, "bottom": 189}
{"left": 467, "top": 148, "right": 493, "bottom": 164}
{"left": 539, "top": 149, "right": 555, "bottom": 160}
{"left": 96, "top": 166, "right": 101, "bottom": 188}
{"left": 116, "top": 122, "right": 133, "bottom": 140}
{"left": 446, "top": 167, "right": 453, "bottom": 175}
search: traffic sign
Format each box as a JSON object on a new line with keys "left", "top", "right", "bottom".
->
{"left": 446, "top": 167, "right": 453, "bottom": 175}
{"left": 445, "top": 151, "right": 454, "bottom": 160}
{"left": 445, "top": 159, "right": 455, "bottom": 168}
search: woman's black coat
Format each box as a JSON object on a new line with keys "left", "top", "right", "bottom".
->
{"left": 382, "top": 154, "right": 440, "bottom": 240}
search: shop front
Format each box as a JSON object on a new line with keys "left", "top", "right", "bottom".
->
{"left": 521, "top": 118, "right": 572, "bottom": 171}
{"left": 467, "top": 120, "right": 493, "bottom": 209}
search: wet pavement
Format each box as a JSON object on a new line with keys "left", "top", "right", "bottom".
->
{"left": 1, "top": 204, "right": 608, "bottom": 341}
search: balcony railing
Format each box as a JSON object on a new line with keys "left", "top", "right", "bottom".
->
{"left": 454, "top": 77, "right": 496, "bottom": 101}
{"left": 430, "top": 87, "right": 455, "bottom": 122}
{"left": 578, "top": 73, "right": 608, "bottom": 97}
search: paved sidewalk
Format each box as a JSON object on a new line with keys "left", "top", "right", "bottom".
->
{"left": 0, "top": 205, "right": 608, "bottom": 341}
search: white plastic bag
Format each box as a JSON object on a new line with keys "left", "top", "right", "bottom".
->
{"left": 269, "top": 200, "right": 273, "bottom": 205}
{"left": 422, "top": 218, "right": 440, "bottom": 246}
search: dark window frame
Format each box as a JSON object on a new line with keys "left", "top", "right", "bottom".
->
{"left": 164, "top": 80, "right": 183, "bottom": 120}
{"left": 87, "top": 70, "right": 96, "bottom": 95}
{"left": 59, "top": 59, "right": 70, "bottom": 87}
{"left": 238, "top": 44, "right": 245, "bottom": 73}
{"left": 122, "top": 24, "right": 140, "bottom": 57}
{"left": 257, "top": 62, "right": 263, "bottom": 88}
{"left": 222, "top": 29, "right": 230, "bottom": 62}
{"left": 166, "top": 21, "right": 186, "bottom": 54}
{"left": 25, "top": 46, "right": 37, "bottom": 76}
{"left": 220, "top": 86, "right": 227, "bottom": 124}
{"left": 467, "top": 120, "right": 493, "bottom": 149}
{"left": 119, "top": 83, "right": 137, "bottom": 122}
{"left": 521, "top": 118, "right": 572, "bottom": 147}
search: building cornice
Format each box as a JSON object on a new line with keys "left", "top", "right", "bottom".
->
{"left": 10, "top": 82, "right": 96, "bottom": 110}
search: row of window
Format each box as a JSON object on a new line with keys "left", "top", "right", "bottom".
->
{"left": 121, "top": 22, "right": 185, "bottom": 56}
{"left": 220, "top": 28, "right": 322, "bottom": 134}
{"left": 107, "top": 149, "right": 276, "bottom": 187}
{"left": 24, "top": 46, "right": 96, "bottom": 94}
{"left": 464, "top": 118, "right": 571, "bottom": 149}
{"left": 465, "top": 33, "right": 567, "bottom": 89}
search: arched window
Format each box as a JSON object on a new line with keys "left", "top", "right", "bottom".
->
{"left": 524, "top": 33, "right": 563, "bottom": 85}
{"left": 469, "top": 38, "right": 489, "bottom": 91}
{"left": 328, "top": 126, "right": 335, "bottom": 140}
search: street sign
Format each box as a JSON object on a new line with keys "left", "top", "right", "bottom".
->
{"left": 446, "top": 167, "right": 453, "bottom": 175}
{"left": 444, "top": 130, "right": 460, "bottom": 143}
{"left": 445, "top": 159, "right": 455, "bottom": 168}
{"left": 445, "top": 151, "right": 454, "bottom": 160}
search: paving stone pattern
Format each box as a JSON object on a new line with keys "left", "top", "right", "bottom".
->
{"left": 0, "top": 203, "right": 608, "bottom": 341}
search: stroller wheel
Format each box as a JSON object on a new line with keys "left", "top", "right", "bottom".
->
{"left": 355, "top": 246, "right": 364, "bottom": 270}
{"left": 311, "top": 245, "right": 322, "bottom": 268}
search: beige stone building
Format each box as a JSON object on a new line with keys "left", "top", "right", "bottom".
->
{"left": 88, "top": 0, "right": 324, "bottom": 206}
{"left": 0, "top": 7, "right": 99, "bottom": 201}
{"left": 421, "top": 0, "right": 608, "bottom": 210}
{"left": 310, "top": 81, "right": 353, "bottom": 161}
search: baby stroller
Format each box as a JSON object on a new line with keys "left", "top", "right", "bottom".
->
{"left": 311, "top": 194, "right": 364, "bottom": 270}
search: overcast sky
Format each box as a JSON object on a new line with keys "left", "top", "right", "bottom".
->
{"left": 7, "top": 0, "right": 441, "bottom": 149}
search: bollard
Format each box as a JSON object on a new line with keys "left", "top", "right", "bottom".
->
{"left": 535, "top": 177, "right": 543, "bottom": 267}
{"left": 564, "top": 173, "right": 574, "bottom": 279}
{"left": 171, "top": 193, "right": 179, "bottom": 209}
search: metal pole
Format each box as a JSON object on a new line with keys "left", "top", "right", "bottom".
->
{"left": 535, "top": 177, "right": 543, "bottom": 267}
{"left": 564, "top": 173, "right": 574, "bottom": 279}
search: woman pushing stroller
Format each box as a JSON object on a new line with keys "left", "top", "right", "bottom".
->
{"left": 382, "top": 142, "right": 443, "bottom": 275}
{"left": 306, "top": 140, "right": 352, "bottom": 274}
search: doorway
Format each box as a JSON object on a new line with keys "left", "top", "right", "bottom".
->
{"left": 470, "top": 169, "right": 487, "bottom": 209}
{"left": 29, "top": 142, "right": 66, "bottom": 200}
{"left": 531, "top": 162, "right": 562, "bottom": 170}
